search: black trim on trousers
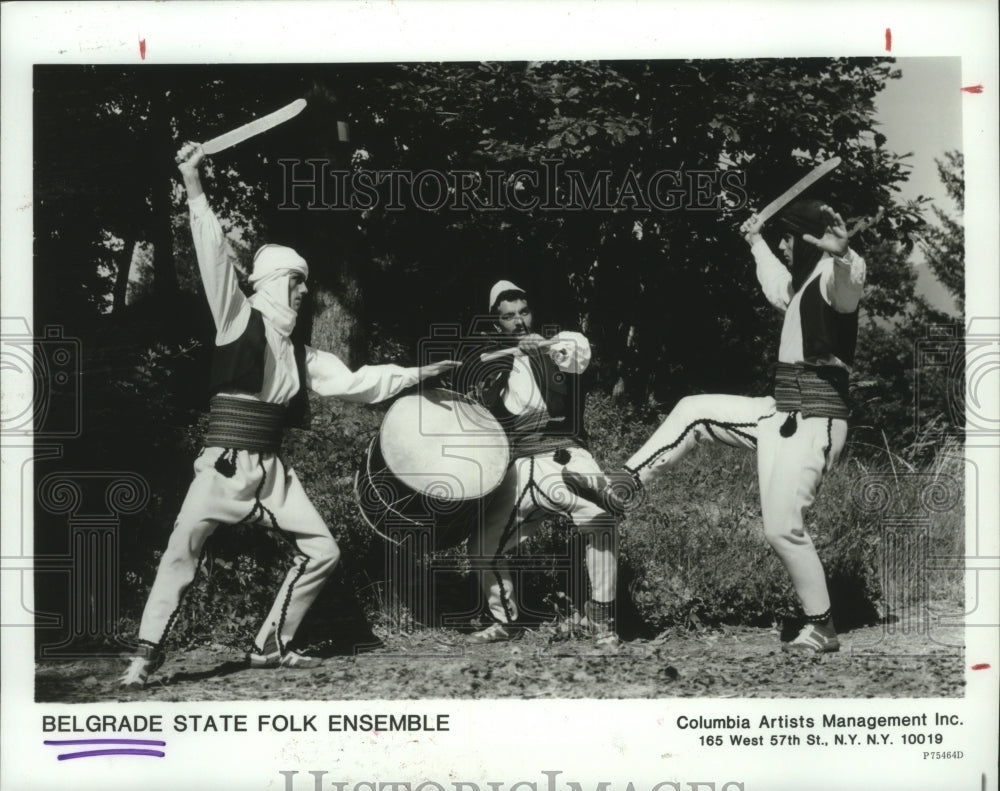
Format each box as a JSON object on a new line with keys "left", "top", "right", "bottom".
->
{"left": 630, "top": 417, "right": 765, "bottom": 474}
{"left": 491, "top": 463, "right": 535, "bottom": 624}
{"left": 274, "top": 555, "right": 309, "bottom": 655}
{"left": 157, "top": 544, "right": 211, "bottom": 649}
{"left": 822, "top": 418, "right": 834, "bottom": 473}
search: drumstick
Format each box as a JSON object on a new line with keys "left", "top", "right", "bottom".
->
{"left": 479, "top": 339, "right": 559, "bottom": 363}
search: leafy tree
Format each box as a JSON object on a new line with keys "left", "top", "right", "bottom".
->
{"left": 920, "top": 151, "right": 964, "bottom": 312}
{"left": 35, "top": 59, "right": 928, "bottom": 397}
{"left": 331, "top": 59, "right": 926, "bottom": 403}
{"left": 850, "top": 150, "right": 964, "bottom": 459}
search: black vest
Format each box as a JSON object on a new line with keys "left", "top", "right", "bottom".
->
{"left": 477, "top": 343, "right": 588, "bottom": 453}
{"left": 799, "top": 275, "right": 860, "bottom": 367}
{"left": 209, "top": 309, "right": 310, "bottom": 428}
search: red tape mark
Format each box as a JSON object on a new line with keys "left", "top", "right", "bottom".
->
{"left": 961, "top": 85, "right": 984, "bottom": 94}
{"left": 971, "top": 663, "right": 990, "bottom": 670}
{"left": 139, "top": 37, "right": 147, "bottom": 61}
{"left": 885, "top": 28, "right": 892, "bottom": 52}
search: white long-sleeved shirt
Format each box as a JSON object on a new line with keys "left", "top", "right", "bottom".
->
{"left": 751, "top": 237, "right": 866, "bottom": 368}
{"left": 189, "top": 194, "right": 420, "bottom": 404}
{"left": 502, "top": 331, "right": 591, "bottom": 431}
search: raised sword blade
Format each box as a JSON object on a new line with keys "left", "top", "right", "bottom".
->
{"left": 202, "top": 99, "right": 307, "bottom": 155}
{"left": 756, "top": 156, "right": 842, "bottom": 224}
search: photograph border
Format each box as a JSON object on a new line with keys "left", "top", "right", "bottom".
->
{"left": 2, "top": 3, "right": 997, "bottom": 790}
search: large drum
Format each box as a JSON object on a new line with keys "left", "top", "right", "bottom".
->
{"left": 354, "top": 389, "right": 510, "bottom": 549}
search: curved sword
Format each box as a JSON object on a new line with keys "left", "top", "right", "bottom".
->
{"left": 202, "top": 99, "right": 307, "bottom": 155}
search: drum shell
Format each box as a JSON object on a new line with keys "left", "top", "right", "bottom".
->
{"left": 354, "top": 437, "right": 486, "bottom": 549}
{"left": 354, "top": 389, "right": 510, "bottom": 549}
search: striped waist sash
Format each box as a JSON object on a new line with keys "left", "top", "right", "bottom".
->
{"left": 205, "top": 395, "right": 286, "bottom": 453}
{"left": 773, "top": 363, "right": 850, "bottom": 420}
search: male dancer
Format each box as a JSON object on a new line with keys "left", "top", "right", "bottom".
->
{"left": 566, "top": 201, "right": 865, "bottom": 653}
{"left": 467, "top": 281, "right": 618, "bottom": 645}
{"left": 121, "top": 142, "right": 456, "bottom": 687}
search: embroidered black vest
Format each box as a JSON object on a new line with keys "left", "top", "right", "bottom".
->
{"left": 208, "top": 308, "right": 310, "bottom": 428}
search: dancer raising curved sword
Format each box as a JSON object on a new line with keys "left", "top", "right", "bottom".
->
{"left": 122, "top": 142, "right": 457, "bottom": 687}
{"left": 567, "top": 198, "right": 866, "bottom": 653}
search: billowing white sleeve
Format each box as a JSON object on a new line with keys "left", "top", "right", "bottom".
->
{"left": 189, "top": 194, "right": 249, "bottom": 342}
{"left": 304, "top": 346, "right": 420, "bottom": 402}
{"left": 821, "top": 249, "right": 866, "bottom": 313}
{"left": 546, "top": 331, "right": 591, "bottom": 374}
{"left": 751, "top": 237, "right": 792, "bottom": 313}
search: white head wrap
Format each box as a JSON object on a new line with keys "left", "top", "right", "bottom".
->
{"left": 246, "top": 245, "right": 308, "bottom": 338}
{"left": 489, "top": 279, "right": 525, "bottom": 311}
{"left": 249, "top": 244, "right": 309, "bottom": 291}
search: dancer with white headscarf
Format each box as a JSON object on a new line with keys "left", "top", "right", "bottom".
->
{"left": 122, "top": 142, "right": 457, "bottom": 687}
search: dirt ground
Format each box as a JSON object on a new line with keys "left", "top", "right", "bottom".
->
{"left": 36, "top": 615, "right": 965, "bottom": 702}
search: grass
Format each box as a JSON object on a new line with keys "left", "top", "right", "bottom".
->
{"left": 115, "top": 392, "right": 966, "bottom": 651}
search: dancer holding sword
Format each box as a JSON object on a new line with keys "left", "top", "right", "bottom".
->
{"left": 566, "top": 191, "right": 866, "bottom": 654}
{"left": 121, "top": 141, "right": 456, "bottom": 687}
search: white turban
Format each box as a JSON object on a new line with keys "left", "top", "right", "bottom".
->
{"left": 249, "top": 244, "right": 309, "bottom": 291}
{"left": 489, "top": 279, "right": 525, "bottom": 311}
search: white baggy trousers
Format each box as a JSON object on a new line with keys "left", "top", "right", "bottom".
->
{"left": 469, "top": 447, "right": 617, "bottom": 624}
{"left": 624, "top": 393, "right": 846, "bottom": 617}
{"left": 137, "top": 446, "right": 340, "bottom": 654}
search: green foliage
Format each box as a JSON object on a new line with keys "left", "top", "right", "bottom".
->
{"left": 122, "top": 537, "right": 291, "bottom": 649}
{"left": 851, "top": 306, "right": 964, "bottom": 462}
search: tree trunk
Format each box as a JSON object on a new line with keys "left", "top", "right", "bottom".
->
{"left": 302, "top": 256, "right": 364, "bottom": 366}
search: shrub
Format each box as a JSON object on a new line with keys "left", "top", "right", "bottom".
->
{"left": 117, "top": 388, "right": 964, "bottom": 650}
{"left": 581, "top": 392, "right": 964, "bottom": 632}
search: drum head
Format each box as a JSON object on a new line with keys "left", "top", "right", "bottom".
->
{"left": 379, "top": 389, "right": 509, "bottom": 501}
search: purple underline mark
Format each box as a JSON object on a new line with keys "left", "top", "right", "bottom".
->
{"left": 44, "top": 739, "right": 166, "bottom": 746}
{"left": 44, "top": 739, "right": 166, "bottom": 760}
{"left": 57, "top": 748, "right": 166, "bottom": 761}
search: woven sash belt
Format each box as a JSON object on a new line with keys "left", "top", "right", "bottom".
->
{"left": 773, "top": 362, "right": 850, "bottom": 420}
{"left": 205, "top": 395, "right": 286, "bottom": 453}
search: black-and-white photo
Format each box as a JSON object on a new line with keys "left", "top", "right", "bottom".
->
{"left": 2, "top": 4, "right": 996, "bottom": 791}
{"left": 27, "top": 56, "right": 967, "bottom": 700}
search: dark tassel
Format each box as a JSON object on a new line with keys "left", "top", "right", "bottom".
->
{"left": 214, "top": 448, "right": 238, "bottom": 478}
{"left": 553, "top": 448, "right": 571, "bottom": 465}
{"left": 779, "top": 412, "right": 798, "bottom": 438}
